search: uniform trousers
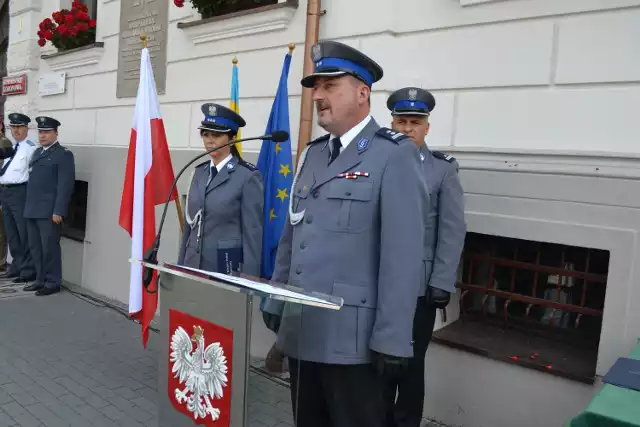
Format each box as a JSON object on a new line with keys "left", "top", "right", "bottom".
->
{"left": 288, "top": 358, "right": 386, "bottom": 427}
{"left": 26, "top": 218, "right": 62, "bottom": 289}
{"left": 0, "top": 185, "right": 35, "bottom": 278}
{"left": 383, "top": 296, "right": 437, "bottom": 427}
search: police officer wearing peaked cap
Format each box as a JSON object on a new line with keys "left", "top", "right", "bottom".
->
{"left": 177, "top": 103, "right": 264, "bottom": 278}
{"left": 0, "top": 112, "right": 38, "bottom": 283}
{"left": 261, "top": 40, "right": 430, "bottom": 427}
{"left": 24, "top": 116, "right": 76, "bottom": 296}
{"left": 383, "top": 87, "right": 466, "bottom": 427}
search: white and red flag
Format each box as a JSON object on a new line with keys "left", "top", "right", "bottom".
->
{"left": 119, "top": 47, "right": 177, "bottom": 348}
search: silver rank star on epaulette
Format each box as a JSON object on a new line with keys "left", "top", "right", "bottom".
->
{"left": 385, "top": 129, "right": 403, "bottom": 140}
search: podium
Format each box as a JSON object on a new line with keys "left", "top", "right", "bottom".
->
{"left": 137, "top": 261, "right": 343, "bottom": 427}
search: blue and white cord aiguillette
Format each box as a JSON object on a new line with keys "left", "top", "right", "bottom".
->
{"left": 288, "top": 146, "right": 310, "bottom": 226}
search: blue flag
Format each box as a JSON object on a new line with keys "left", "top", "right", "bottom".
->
{"left": 257, "top": 51, "right": 293, "bottom": 282}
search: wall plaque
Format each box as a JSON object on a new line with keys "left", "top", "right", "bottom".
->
{"left": 116, "top": 0, "right": 169, "bottom": 98}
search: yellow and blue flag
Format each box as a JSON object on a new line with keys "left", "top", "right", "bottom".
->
{"left": 230, "top": 57, "right": 242, "bottom": 155}
{"left": 257, "top": 50, "right": 293, "bottom": 281}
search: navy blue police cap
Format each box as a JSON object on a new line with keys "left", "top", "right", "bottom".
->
{"left": 387, "top": 87, "right": 436, "bottom": 116}
{"left": 8, "top": 113, "right": 31, "bottom": 126}
{"left": 198, "top": 103, "right": 246, "bottom": 133}
{"left": 301, "top": 40, "right": 383, "bottom": 88}
{"left": 35, "top": 116, "right": 61, "bottom": 130}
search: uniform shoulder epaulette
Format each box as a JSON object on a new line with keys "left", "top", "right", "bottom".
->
{"left": 238, "top": 158, "right": 257, "bottom": 171}
{"left": 307, "top": 134, "right": 330, "bottom": 146}
{"left": 195, "top": 160, "right": 210, "bottom": 169}
{"left": 432, "top": 151, "right": 456, "bottom": 163}
{"left": 25, "top": 140, "right": 35, "bottom": 146}
{"left": 376, "top": 128, "right": 410, "bottom": 144}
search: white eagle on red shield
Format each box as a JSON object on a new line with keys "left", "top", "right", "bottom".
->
{"left": 170, "top": 324, "right": 229, "bottom": 422}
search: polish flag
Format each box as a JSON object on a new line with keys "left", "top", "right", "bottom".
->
{"left": 118, "top": 47, "right": 177, "bottom": 348}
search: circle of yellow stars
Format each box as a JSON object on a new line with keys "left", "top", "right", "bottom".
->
{"left": 269, "top": 143, "right": 292, "bottom": 223}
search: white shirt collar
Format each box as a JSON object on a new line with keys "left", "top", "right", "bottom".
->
{"left": 42, "top": 141, "right": 58, "bottom": 151}
{"left": 329, "top": 115, "right": 372, "bottom": 154}
{"left": 211, "top": 154, "right": 233, "bottom": 172}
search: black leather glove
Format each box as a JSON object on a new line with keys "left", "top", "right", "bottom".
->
{"left": 262, "top": 312, "right": 281, "bottom": 334}
{"left": 426, "top": 286, "right": 451, "bottom": 309}
{"left": 371, "top": 351, "right": 409, "bottom": 379}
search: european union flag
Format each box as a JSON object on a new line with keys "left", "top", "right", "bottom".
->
{"left": 257, "top": 50, "right": 294, "bottom": 282}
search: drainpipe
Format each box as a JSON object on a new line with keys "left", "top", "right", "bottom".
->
{"left": 295, "top": 0, "right": 322, "bottom": 169}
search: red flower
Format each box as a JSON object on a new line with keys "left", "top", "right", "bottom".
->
{"left": 64, "top": 14, "right": 75, "bottom": 26}
{"left": 174, "top": 0, "right": 185, "bottom": 7}
{"left": 89, "top": 19, "right": 96, "bottom": 29}
{"left": 56, "top": 24, "right": 69, "bottom": 36}
{"left": 69, "top": 27, "right": 78, "bottom": 36}
{"left": 37, "top": 30, "right": 44, "bottom": 38}
{"left": 53, "top": 12, "right": 64, "bottom": 25}
{"left": 75, "top": 11, "right": 90, "bottom": 21}
{"left": 43, "top": 30, "right": 53, "bottom": 40}
{"left": 39, "top": 22, "right": 45, "bottom": 31}
{"left": 77, "top": 22, "right": 88, "bottom": 32}
{"left": 38, "top": 38, "right": 46, "bottom": 47}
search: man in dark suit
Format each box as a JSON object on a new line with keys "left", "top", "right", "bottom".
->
{"left": 24, "top": 116, "right": 75, "bottom": 296}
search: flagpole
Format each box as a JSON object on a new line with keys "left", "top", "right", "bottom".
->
{"left": 140, "top": 32, "right": 185, "bottom": 233}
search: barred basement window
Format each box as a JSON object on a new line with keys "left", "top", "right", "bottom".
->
{"left": 61, "top": 180, "right": 88, "bottom": 242}
{"left": 433, "top": 232, "right": 609, "bottom": 384}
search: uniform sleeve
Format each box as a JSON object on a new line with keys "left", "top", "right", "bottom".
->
{"left": 429, "top": 165, "right": 466, "bottom": 292}
{"left": 241, "top": 170, "right": 264, "bottom": 277}
{"left": 370, "top": 141, "right": 429, "bottom": 358}
{"left": 54, "top": 150, "right": 75, "bottom": 217}
{"left": 261, "top": 215, "right": 293, "bottom": 316}
{"left": 178, "top": 170, "right": 197, "bottom": 265}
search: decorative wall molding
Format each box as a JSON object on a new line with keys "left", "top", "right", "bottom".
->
{"left": 177, "top": 1, "right": 298, "bottom": 45}
{"left": 9, "top": 0, "right": 42, "bottom": 16}
{"left": 41, "top": 43, "right": 105, "bottom": 72}
{"left": 435, "top": 146, "right": 640, "bottom": 180}
{"left": 459, "top": 0, "right": 510, "bottom": 6}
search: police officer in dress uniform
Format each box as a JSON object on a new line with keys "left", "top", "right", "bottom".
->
{"left": 382, "top": 88, "right": 466, "bottom": 427}
{"left": 262, "top": 41, "right": 430, "bottom": 427}
{"left": 0, "top": 113, "right": 38, "bottom": 283}
{"left": 177, "top": 103, "right": 264, "bottom": 277}
{"left": 24, "top": 116, "right": 76, "bottom": 296}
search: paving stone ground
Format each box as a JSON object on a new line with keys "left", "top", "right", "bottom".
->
{"left": 0, "top": 282, "right": 443, "bottom": 427}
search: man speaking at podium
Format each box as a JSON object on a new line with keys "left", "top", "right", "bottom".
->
{"left": 262, "top": 41, "right": 429, "bottom": 427}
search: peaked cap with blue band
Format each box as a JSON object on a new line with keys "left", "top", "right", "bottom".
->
{"left": 8, "top": 113, "right": 31, "bottom": 127}
{"left": 35, "top": 116, "right": 61, "bottom": 130}
{"left": 301, "top": 40, "right": 383, "bottom": 88}
{"left": 198, "top": 102, "right": 246, "bottom": 133}
{"left": 387, "top": 87, "right": 436, "bottom": 116}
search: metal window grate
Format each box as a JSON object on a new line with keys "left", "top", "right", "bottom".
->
{"left": 456, "top": 233, "right": 609, "bottom": 345}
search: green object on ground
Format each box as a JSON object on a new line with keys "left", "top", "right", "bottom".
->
{"left": 568, "top": 341, "right": 640, "bottom": 427}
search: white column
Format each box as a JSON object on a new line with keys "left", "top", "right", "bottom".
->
{"left": 6, "top": 0, "right": 44, "bottom": 140}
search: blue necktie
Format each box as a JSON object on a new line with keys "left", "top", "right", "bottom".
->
{"left": 328, "top": 137, "right": 341, "bottom": 165}
{"left": 0, "top": 142, "right": 19, "bottom": 177}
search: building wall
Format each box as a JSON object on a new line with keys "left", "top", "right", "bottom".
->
{"left": 5, "top": 0, "right": 640, "bottom": 426}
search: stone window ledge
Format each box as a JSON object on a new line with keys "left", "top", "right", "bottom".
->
{"left": 177, "top": 1, "right": 298, "bottom": 45}
{"left": 41, "top": 42, "right": 105, "bottom": 72}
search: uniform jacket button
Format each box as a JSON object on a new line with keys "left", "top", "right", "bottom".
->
{"left": 300, "top": 242, "right": 306, "bottom": 249}
{"left": 295, "top": 267, "right": 302, "bottom": 274}
{"left": 361, "top": 298, "right": 366, "bottom": 304}
{"left": 312, "top": 190, "right": 319, "bottom": 198}
{"left": 346, "top": 192, "right": 352, "bottom": 196}
{"left": 305, "top": 215, "right": 313, "bottom": 224}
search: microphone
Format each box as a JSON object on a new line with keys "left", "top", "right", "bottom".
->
{"left": 141, "top": 131, "right": 289, "bottom": 291}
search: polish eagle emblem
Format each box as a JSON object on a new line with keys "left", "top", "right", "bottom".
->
{"left": 170, "top": 325, "right": 229, "bottom": 422}
{"left": 408, "top": 88, "right": 418, "bottom": 101}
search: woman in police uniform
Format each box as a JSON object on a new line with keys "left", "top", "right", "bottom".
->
{"left": 177, "top": 103, "right": 264, "bottom": 277}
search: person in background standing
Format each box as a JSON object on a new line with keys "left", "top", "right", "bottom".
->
{"left": 24, "top": 116, "right": 75, "bottom": 296}
{"left": 383, "top": 87, "right": 466, "bottom": 427}
{"left": 0, "top": 121, "right": 14, "bottom": 271}
{"left": 0, "top": 113, "right": 37, "bottom": 282}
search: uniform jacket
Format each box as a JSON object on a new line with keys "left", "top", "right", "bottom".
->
{"left": 419, "top": 144, "right": 466, "bottom": 294}
{"left": 178, "top": 156, "right": 264, "bottom": 277}
{"left": 24, "top": 142, "right": 75, "bottom": 219}
{"left": 267, "top": 118, "right": 430, "bottom": 365}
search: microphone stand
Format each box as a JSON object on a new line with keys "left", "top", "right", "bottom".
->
{"left": 141, "top": 134, "right": 278, "bottom": 292}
